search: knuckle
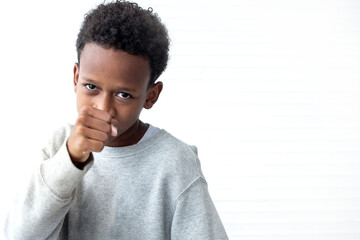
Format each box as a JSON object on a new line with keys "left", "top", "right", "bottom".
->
{"left": 103, "top": 124, "right": 111, "bottom": 133}
{"left": 104, "top": 113, "right": 112, "bottom": 123}
{"left": 81, "top": 105, "right": 91, "bottom": 113}
{"left": 93, "top": 141, "right": 104, "bottom": 152}
{"left": 77, "top": 126, "right": 86, "bottom": 136}
{"left": 101, "top": 132, "right": 109, "bottom": 142}
{"left": 77, "top": 137, "right": 87, "bottom": 149}
{"left": 79, "top": 106, "right": 87, "bottom": 115}
{"left": 77, "top": 115, "right": 86, "bottom": 125}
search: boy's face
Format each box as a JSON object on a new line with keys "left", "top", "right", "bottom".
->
{"left": 73, "top": 43, "right": 162, "bottom": 147}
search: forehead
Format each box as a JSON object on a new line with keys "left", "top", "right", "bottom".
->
{"left": 79, "top": 43, "right": 151, "bottom": 86}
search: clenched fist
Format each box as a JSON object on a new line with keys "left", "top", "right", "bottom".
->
{"left": 67, "top": 106, "right": 119, "bottom": 166}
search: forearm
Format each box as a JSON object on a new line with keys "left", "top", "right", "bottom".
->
{"left": 4, "top": 141, "right": 93, "bottom": 239}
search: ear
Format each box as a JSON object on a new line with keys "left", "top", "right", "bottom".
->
{"left": 144, "top": 81, "right": 163, "bottom": 109}
{"left": 73, "top": 62, "right": 80, "bottom": 93}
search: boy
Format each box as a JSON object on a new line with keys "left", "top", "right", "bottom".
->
{"left": 4, "top": 1, "right": 228, "bottom": 239}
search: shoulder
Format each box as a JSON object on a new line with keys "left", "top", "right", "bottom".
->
{"left": 154, "top": 130, "right": 200, "bottom": 167}
{"left": 158, "top": 130, "right": 198, "bottom": 154}
{"left": 148, "top": 129, "right": 206, "bottom": 189}
{"left": 41, "top": 124, "right": 73, "bottom": 160}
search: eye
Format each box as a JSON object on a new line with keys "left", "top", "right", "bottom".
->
{"left": 85, "top": 84, "right": 98, "bottom": 91}
{"left": 117, "top": 92, "right": 132, "bottom": 99}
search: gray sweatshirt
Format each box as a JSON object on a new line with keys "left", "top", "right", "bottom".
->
{"left": 4, "top": 124, "right": 228, "bottom": 239}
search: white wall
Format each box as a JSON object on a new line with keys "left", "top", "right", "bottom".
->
{"left": 1, "top": 0, "right": 360, "bottom": 239}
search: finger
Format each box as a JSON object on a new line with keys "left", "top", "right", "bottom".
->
{"left": 67, "top": 135, "right": 105, "bottom": 162}
{"left": 79, "top": 106, "right": 112, "bottom": 123}
{"left": 83, "top": 128, "right": 109, "bottom": 143}
{"left": 77, "top": 114, "right": 111, "bottom": 133}
{"left": 84, "top": 138, "right": 106, "bottom": 153}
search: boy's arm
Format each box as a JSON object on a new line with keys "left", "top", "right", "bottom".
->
{"left": 171, "top": 177, "right": 229, "bottom": 240}
{"left": 3, "top": 136, "right": 93, "bottom": 240}
{"left": 4, "top": 106, "right": 116, "bottom": 239}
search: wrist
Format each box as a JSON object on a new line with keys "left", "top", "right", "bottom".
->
{"left": 71, "top": 153, "right": 93, "bottom": 170}
{"left": 66, "top": 138, "right": 91, "bottom": 169}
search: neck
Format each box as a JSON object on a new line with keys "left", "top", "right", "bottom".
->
{"left": 106, "top": 120, "right": 148, "bottom": 147}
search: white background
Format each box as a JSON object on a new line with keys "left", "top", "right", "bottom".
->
{"left": 1, "top": 0, "right": 360, "bottom": 239}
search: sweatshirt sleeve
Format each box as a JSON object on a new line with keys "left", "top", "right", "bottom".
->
{"left": 3, "top": 126, "right": 93, "bottom": 240}
{"left": 171, "top": 177, "right": 229, "bottom": 240}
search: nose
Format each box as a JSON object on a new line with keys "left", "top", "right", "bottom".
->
{"left": 93, "top": 93, "right": 116, "bottom": 117}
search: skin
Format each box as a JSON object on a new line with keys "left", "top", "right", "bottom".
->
{"left": 67, "top": 43, "right": 163, "bottom": 166}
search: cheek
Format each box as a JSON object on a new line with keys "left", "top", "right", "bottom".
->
{"left": 115, "top": 104, "right": 144, "bottom": 123}
{"left": 76, "top": 92, "right": 93, "bottom": 111}
{"left": 76, "top": 94, "right": 82, "bottom": 112}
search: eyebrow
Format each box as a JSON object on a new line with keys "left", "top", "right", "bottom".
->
{"left": 83, "top": 77, "right": 137, "bottom": 93}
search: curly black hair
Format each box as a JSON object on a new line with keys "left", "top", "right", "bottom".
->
{"left": 76, "top": 0, "right": 170, "bottom": 86}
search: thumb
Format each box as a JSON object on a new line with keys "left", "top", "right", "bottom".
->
{"left": 110, "top": 119, "right": 119, "bottom": 137}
